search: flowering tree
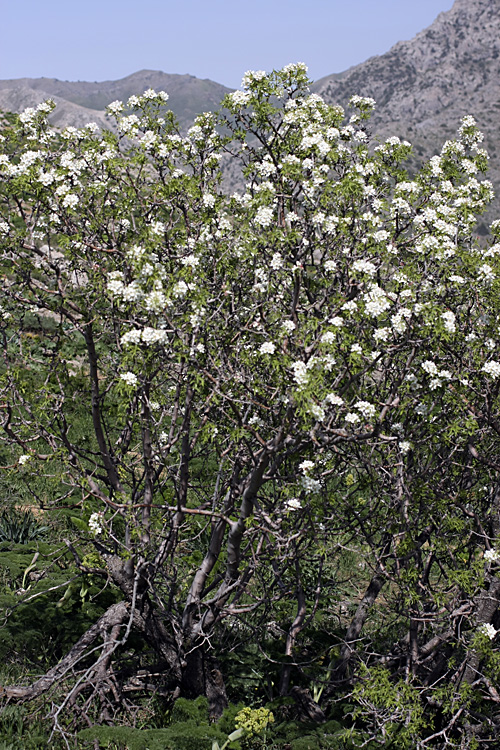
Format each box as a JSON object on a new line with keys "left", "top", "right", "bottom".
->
{"left": 1, "top": 64, "right": 500, "bottom": 744}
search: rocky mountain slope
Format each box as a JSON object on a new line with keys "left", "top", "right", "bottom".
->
{"left": 312, "top": 0, "right": 500, "bottom": 226}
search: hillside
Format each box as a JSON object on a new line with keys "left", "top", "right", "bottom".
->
{"left": 0, "top": 70, "right": 232, "bottom": 131}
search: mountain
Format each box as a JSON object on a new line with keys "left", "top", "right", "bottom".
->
{"left": 0, "top": 70, "right": 232, "bottom": 131}
{"left": 313, "top": 0, "right": 500, "bottom": 127}
{"left": 312, "top": 0, "right": 500, "bottom": 225}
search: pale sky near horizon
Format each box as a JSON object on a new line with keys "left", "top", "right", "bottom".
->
{"left": 2, "top": 0, "right": 454, "bottom": 89}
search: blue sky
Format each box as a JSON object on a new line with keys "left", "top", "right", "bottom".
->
{"left": 2, "top": 0, "right": 454, "bottom": 88}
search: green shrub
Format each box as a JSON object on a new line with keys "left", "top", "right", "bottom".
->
{"left": 0, "top": 509, "right": 49, "bottom": 544}
{"left": 79, "top": 721, "right": 226, "bottom": 750}
{"left": 290, "top": 737, "right": 321, "bottom": 750}
{"left": 171, "top": 695, "right": 209, "bottom": 723}
{"left": 0, "top": 705, "right": 52, "bottom": 749}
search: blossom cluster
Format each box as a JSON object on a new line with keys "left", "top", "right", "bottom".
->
{"left": 2, "top": 67, "right": 500, "bottom": 530}
{"left": 484, "top": 549, "right": 500, "bottom": 562}
{"left": 478, "top": 623, "right": 497, "bottom": 640}
{"left": 88, "top": 512, "right": 104, "bottom": 536}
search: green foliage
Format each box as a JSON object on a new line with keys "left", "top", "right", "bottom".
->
{"left": 350, "top": 667, "right": 428, "bottom": 749}
{"left": 0, "top": 705, "right": 53, "bottom": 750}
{"left": 79, "top": 722, "right": 227, "bottom": 750}
{"left": 0, "top": 509, "right": 49, "bottom": 544}
{"left": 289, "top": 737, "right": 321, "bottom": 750}
{"left": 171, "top": 695, "right": 209, "bottom": 723}
{"left": 0, "top": 538, "right": 118, "bottom": 665}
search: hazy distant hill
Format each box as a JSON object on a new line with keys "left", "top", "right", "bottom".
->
{"left": 0, "top": 70, "right": 232, "bottom": 131}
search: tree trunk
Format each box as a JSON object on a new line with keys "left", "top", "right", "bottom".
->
{"left": 181, "top": 644, "right": 228, "bottom": 719}
{"left": 1, "top": 602, "right": 129, "bottom": 702}
{"left": 326, "top": 571, "right": 386, "bottom": 691}
{"left": 459, "top": 577, "right": 500, "bottom": 687}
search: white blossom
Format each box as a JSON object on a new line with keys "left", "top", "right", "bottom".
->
{"left": 291, "top": 361, "right": 309, "bottom": 386}
{"left": 89, "top": 512, "right": 104, "bottom": 536}
{"left": 228, "top": 90, "right": 251, "bottom": 107}
{"left": 120, "top": 372, "right": 138, "bottom": 387}
{"left": 479, "top": 623, "right": 497, "bottom": 640}
{"left": 270, "top": 253, "right": 284, "bottom": 270}
{"left": 107, "top": 100, "right": 124, "bottom": 115}
{"left": 429, "top": 155, "right": 443, "bottom": 177}
{"left": 373, "top": 230, "right": 390, "bottom": 243}
{"left": 301, "top": 476, "right": 321, "bottom": 494}
{"left": 172, "top": 281, "right": 189, "bottom": 298}
{"left": 440, "top": 311, "right": 456, "bottom": 333}
{"left": 391, "top": 313, "right": 407, "bottom": 334}
{"left": 241, "top": 70, "right": 267, "bottom": 88}
{"left": 478, "top": 264, "right": 495, "bottom": 283}
{"left": 120, "top": 329, "right": 142, "bottom": 346}
{"left": 62, "top": 194, "right": 79, "bottom": 209}
{"left": 345, "top": 412, "right": 361, "bottom": 424}
{"left": 363, "top": 284, "right": 391, "bottom": 317}
{"left": 374, "top": 328, "right": 390, "bottom": 342}
{"left": 257, "top": 160, "right": 277, "bottom": 177}
{"left": 482, "top": 361, "right": 500, "bottom": 378}
{"left": 122, "top": 282, "right": 142, "bottom": 302}
{"left": 321, "top": 331, "right": 336, "bottom": 344}
{"left": 350, "top": 95, "right": 376, "bottom": 109}
{"left": 181, "top": 254, "right": 199, "bottom": 268}
{"left": 202, "top": 193, "right": 216, "bottom": 208}
{"left": 484, "top": 549, "right": 500, "bottom": 563}
{"left": 352, "top": 259, "right": 377, "bottom": 276}
{"left": 141, "top": 327, "right": 168, "bottom": 345}
{"left": 310, "top": 404, "right": 326, "bottom": 421}
{"left": 150, "top": 220, "right": 165, "bottom": 236}
{"left": 118, "top": 114, "right": 140, "bottom": 134}
{"left": 325, "top": 394, "right": 343, "bottom": 406}
{"left": 254, "top": 206, "right": 274, "bottom": 227}
{"left": 422, "top": 360, "right": 439, "bottom": 376}
{"left": 106, "top": 271, "right": 125, "bottom": 296}
{"left": 145, "top": 290, "right": 166, "bottom": 312}
{"left": 354, "top": 401, "right": 376, "bottom": 420}
{"left": 259, "top": 342, "right": 276, "bottom": 355}
{"left": 281, "top": 62, "right": 308, "bottom": 76}
{"left": 342, "top": 300, "right": 358, "bottom": 313}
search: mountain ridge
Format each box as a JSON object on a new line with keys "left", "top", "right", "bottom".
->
{"left": 0, "top": 70, "right": 232, "bottom": 131}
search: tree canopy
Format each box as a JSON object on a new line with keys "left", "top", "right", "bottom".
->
{"left": 1, "top": 65, "right": 500, "bottom": 748}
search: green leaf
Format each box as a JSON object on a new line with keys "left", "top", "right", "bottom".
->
{"left": 70, "top": 516, "right": 88, "bottom": 532}
{"left": 228, "top": 728, "right": 245, "bottom": 741}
